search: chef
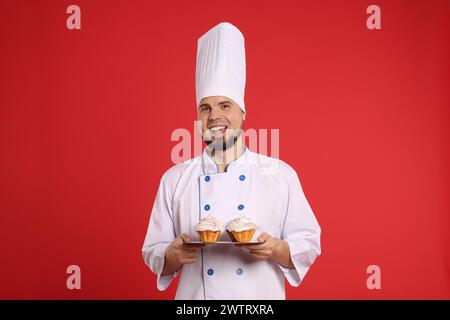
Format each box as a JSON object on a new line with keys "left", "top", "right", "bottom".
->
{"left": 142, "top": 22, "right": 321, "bottom": 299}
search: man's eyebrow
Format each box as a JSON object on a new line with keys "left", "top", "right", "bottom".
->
{"left": 198, "top": 100, "right": 233, "bottom": 109}
{"left": 217, "top": 100, "right": 233, "bottom": 105}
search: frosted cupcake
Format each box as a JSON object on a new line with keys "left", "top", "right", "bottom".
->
{"left": 194, "top": 214, "right": 223, "bottom": 243}
{"left": 226, "top": 215, "right": 256, "bottom": 242}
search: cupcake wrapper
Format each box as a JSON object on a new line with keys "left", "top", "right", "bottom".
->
{"left": 229, "top": 229, "right": 255, "bottom": 242}
{"left": 197, "top": 231, "right": 221, "bottom": 243}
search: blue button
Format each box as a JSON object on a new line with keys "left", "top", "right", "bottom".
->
{"left": 238, "top": 204, "right": 244, "bottom": 210}
{"left": 207, "top": 268, "right": 214, "bottom": 276}
{"left": 236, "top": 268, "right": 243, "bottom": 275}
{"left": 204, "top": 204, "right": 210, "bottom": 211}
{"left": 239, "top": 175, "right": 246, "bottom": 181}
{"left": 205, "top": 176, "right": 210, "bottom": 182}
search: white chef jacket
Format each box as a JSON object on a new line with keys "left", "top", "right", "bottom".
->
{"left": 142, "top": 146, "right": 321, "bottom": 300}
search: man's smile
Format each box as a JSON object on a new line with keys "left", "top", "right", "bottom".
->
{"left": 208, "top": 124, "right": 228, "bottom": 136}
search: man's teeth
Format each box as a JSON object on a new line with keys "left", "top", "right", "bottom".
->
{"left": 209, "top": 126, "right": 227, "bottom": 132}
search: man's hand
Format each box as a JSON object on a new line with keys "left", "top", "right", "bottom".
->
{"left": 238, "top": 232, "right": 294, "bottom": 268}
{"left": 161, "top": 234, "right": 204, "bottom": 275}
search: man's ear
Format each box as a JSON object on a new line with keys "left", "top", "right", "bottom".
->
{"left": 242, "top": 111, "right": 246, "bottom": 121}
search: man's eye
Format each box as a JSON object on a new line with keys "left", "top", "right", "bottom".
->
{"left": 222, "top": 105, "right": 230, "bottom": 108}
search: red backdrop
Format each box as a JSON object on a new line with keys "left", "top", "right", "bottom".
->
{"left": 0, "top": 0, "right": 448, "bottom": 299}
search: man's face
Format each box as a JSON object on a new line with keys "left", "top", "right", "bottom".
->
{"left": 197, "top": 96, "right": 246, "bottom": 151}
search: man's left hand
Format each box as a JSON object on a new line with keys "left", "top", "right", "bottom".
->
{"left": 238, "top": 232, "right": 294, "bottom": 268}
{"left": 238, "top": 232, "right": 280, "bottom": 260}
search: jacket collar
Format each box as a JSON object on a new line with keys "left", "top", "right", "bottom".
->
{"left": 202, "top": 144, "right": 250, "bottom": 174}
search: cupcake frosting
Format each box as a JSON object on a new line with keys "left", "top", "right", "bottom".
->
{"left": 194, "top": 214, "right": 223, "bottom": 232}
{"left": 226, "top": 215, "right": 256, "bottom": 232}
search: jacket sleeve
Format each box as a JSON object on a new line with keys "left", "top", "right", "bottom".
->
{"left": 142, "top": 174, "right": 178, "bottom": 291}
{"left": 278, "top": 170, "right": 321, "bottom": 287}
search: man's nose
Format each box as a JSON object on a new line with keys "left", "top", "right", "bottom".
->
{"left": 208, "top": 108, "right": 222, "bottom": 121}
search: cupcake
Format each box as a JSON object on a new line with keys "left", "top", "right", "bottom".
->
{"left": 226, "top": 215, "right": 256, "bottom": 242}
{"left": 194, "top": 214, "right": 223, "bottom": 243}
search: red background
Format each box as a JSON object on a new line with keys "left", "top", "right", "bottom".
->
{"left": 0, "top": 0, "right": 449, "bottom": 299}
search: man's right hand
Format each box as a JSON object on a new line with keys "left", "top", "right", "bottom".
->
{"left": 161, "top": 234, "right": 204, "bottom": 275}
{"left": 169, "top": 234, "right": 205, "bottom": 264}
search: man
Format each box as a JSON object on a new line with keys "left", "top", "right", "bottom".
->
{"left": 142, "top": 22, "right": 321, "bottom": 299}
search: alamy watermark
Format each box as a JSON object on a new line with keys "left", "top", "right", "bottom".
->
{"left": 170, "top": 121, "right": 281, "bottom": 175}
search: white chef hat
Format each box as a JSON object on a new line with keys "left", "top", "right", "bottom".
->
{"left": 195, "top": 22, "right": 246, "bottom": 113}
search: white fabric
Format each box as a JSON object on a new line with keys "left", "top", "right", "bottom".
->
{"left": 195, "top": 22, "right": 246, "bottom": 112}
{"left": 142, "top": 147, "right": 321, "bottom": 300}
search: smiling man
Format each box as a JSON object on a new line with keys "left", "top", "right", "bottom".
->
{"left": 142, "top": 22, "right": 321, "bottom": 300}
{"left": 198, "top": 96, "right": 246, "bottom": 172}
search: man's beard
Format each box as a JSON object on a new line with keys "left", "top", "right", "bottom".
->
{"left": 205, "top": 128, "right": 242, "bottom": 153}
